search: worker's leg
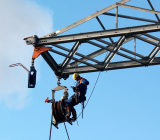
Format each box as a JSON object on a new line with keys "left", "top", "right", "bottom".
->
{"left": 65, "top": 106, "right": 71, "bottom": 121}
{"left": 70, "top": 107, "right": 77, "bottom": 121}
{"left": 64, "top": 96, "right": 74, "bottom": 121}
{"left": 64, "top": 94, "right": 77, "bottom": 121}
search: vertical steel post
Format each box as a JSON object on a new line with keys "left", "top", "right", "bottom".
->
{"left": 116, "top": 6, "right": 118, "bottom": 29}
{"left": 134, "top": 38, "right": 136, "bottom": 58}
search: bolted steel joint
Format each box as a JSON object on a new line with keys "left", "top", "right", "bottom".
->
{"left": 24, "top": 35, "right": 38, "bottom": 45}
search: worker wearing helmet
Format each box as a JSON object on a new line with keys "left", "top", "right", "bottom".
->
{"left": 64, "top": 73, "right": 89, "bottom": 122}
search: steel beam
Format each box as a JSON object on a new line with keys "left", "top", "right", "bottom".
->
{"left": 62, "top": 57, "right": 160, "bottom": 74}
{"left": 133, "top": 35, "right": 160, "bottom": 48}
{"left": 117, "top": 3, "right": 160, "bottom": 15}
{"left": 134, "top": 38, "right": 136, "bottom": 58}
{"left": 147, "top": 0, "right": 160, "bottom": 22}
{"left": 96, "top": 38, "right": 144, "bottom": 58}
{"left": 25, "top": 24, "right": 160, "bottom": 45}
{"left": 143, "top": 33, "right": 160, "bottom": 42}
{"left": 116, "top": 6, "right": 118, "bottom": 29}
{"left": 88, "top": 40, "right": 143, "bottom": 64}
{"left": 103, "top": 12, "right": 159, "bottom": 23}
{"left": 102, "top": 36, "right": 123, "bottom": 64}
{"left": 104, "top": 36, "right": 126, "bottom": 69}
{"left": 69, "top": 34, "right": 138, "bottom": 66}
{"left": 61, "top": 41, "right": 80, "bottom": 73}
{"left": 69, "top": 48, "right": 107, "bottom": 67}
{"left": 148, "top": 46, "right": 159, "bottom": 58}
{"left": 142, "top": 37, "right": 159, "bottom": 43}
{"left": 147, "top": 41, "right": 160, "bottom": 64}
{"left": 49, "top": 49, "right": 100, "bottom": 69}
{"left": 41, "top": 51, "right": 59, "bottom": 75}
{"left": 52, "top": 44, "right": 100, "bottom": 64}
{"left": 96, "top": 16, "right": 106, "bottom": 30}
{"left": 50, "top": 35, "right": 143, "bottom": 69}
{"left": 95, "top": 39, "right": 116, "bottom": 47}
{"left": 41, "top": 0, "right": 130, "bottom": 38}
{"left": 96, "top": 17, "right": 114, "bottom": 44}
{"left": 23, "top": 0, "right": 160, "bottom": 78}
{"left": 148, "top": 47, "right": 160, "bottom": 64}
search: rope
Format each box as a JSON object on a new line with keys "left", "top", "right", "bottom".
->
{"left": 49, "top": 113, "right": 53, "bottom": 140}
{"left": 64, "top": 123, "right": 70, "bottom": 140}
{"left": 77, "top": 72, "right": 101, "bottom": 119}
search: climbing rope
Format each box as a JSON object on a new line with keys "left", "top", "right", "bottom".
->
{"left": 64, "top": 123, "right": 70, "bottom": 140}
{"left": 49, "top": 113, "right": 53, "bottom": 140}
{"left": 77, "top": 72, "right": 101, "bottom": 119}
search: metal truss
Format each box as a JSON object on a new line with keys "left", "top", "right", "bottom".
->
{"left": 24, "top": 0, "right": 160, "bottom": 79}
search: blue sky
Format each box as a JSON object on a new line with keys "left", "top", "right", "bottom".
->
{"left": 1, "top": 0, "right": 160, "bottom": 140}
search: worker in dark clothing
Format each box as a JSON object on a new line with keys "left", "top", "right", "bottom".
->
{"left": 64, "top": 73, "right": 89, "bottom": 122}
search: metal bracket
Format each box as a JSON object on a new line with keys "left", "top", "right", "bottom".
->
{"left": 24, "top": 35, "right": 38, "bottom": 45}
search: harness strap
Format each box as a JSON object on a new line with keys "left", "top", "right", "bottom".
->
{"left": 82, "top": 101, "right": 84, "bottom": 119}
{"left": 80, "top": 78, "right": 84, "bottom": 84}
{"left": 79, "top": 78, "right": 85, "bottom": 119}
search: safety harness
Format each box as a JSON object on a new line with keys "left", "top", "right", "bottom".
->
{"left": 79, "top": 78, "right": 86, "bottom": 118}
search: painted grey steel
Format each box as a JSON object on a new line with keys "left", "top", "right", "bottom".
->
{"left": 147, "top": 0, "right": 160, "bottom": 22}
{"left": 61, "top": 41, "right": 80, "bottom": 73}
{"left": 134, "top": 38, "right": 136, "bottom": 58}
{"left": 95, "top": 17, "right": 114, "bottom": 44}
{"left": 23, "top": 0, "right": 160, "bottom": 79}
{"left": 61, "top": 42, "right": 80, "bottom": 67}
{"left": 62, "top": 57, "right": 160, "bottom": 74}
{"left": 52, "top": 44, "right": 100, "bottom": 64}
{"left": 148, "top": 47, "right": 160, "bottom": 64}
{"left": 68, "top": 35, "right": 137, "bottom": 66}
{"left": 143, "top": 33, "right": 160, "bottom": 42}
{"left": 133, "top": 35, "right": 160, "bottom": 48}
{"left": 69, "top": 48, "right": 108, "bottom": 67}
{"left": 96, "top": 39, "right": 116, "bottom": 47}
{"left": 25, "top": 24, "right": 160, "bottom": 45}
{"left": 88, "top": 40, "right": 143, "bottom": 64}
{"left": 116, "top": 6, "right": 118, "bottom": 29}
{"left": 96, "top": 16, "right": 106, "bottom": 30}
{"left": 41, "top": 51, "right": 59, "bottom": 75}
{"left": 142, "top": 37, "right": 159, "bottom": 43}
{"left": 41, "top": 0, "right": 130, "bottom": 38}
{"left": 96, "top": 38, "right": 144, "bottom": 58}
{"left": 103, "top": 12, "right": 159, "bottom": 23}
{"left": 49, "top": 49, "right": 100, "bottom": 69}
{"left": 117, "top": 3, "right": 160, "bottom": 15}
{"left": 104, "top": 36, "right": 125, "bottom": 69}
{"left": 148, "top": 46, "right": 159, "bottom": 58}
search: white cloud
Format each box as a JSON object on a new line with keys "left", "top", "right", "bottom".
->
{"left": 0, "top": 0, "right": 53, "bottom": 109}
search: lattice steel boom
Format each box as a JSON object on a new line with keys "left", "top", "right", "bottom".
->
{"left": 24, "top": 0, "right": 160, "bottom": 79}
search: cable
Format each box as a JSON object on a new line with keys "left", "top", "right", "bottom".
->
{"left": 77, "top": 72, "right": 101, "bottom": 119}
{"left": 49, "top": 113, "right": 53, "bottom": 140}
{"left": 64, "top": 123, "right": 70, "bottom": 140}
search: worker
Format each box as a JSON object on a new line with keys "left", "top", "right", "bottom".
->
{"left": 64, "top": 73, "right": 89, "bottom": 122}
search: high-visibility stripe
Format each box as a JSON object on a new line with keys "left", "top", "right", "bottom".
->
{"left": 80, "top": 78, "right": 84, "bottom": 84}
